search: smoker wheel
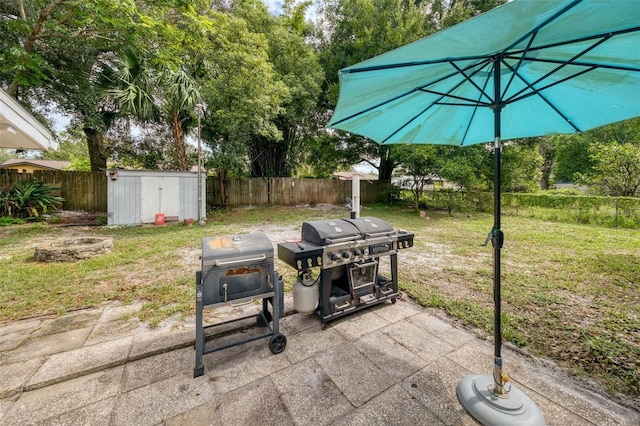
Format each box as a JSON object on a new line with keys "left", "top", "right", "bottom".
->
{"left": 391, "top": 298, "right": 397, "bottom": 304}
{"left": 269, "top": 333, "right": 287, "bottom": 354}
{"left": 257, "top": 311, "right": 272, "bottom": 327}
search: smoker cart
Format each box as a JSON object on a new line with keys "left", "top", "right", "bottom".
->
{"left": 194, "top": 233, "right": 286, "bottom": 377}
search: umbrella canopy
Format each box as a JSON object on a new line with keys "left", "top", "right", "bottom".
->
{"left": 327, "top": 0, "right": 640, "bottom": 145}
{"left": 328, "top": 0, "right": 639, "bottom": 422}
{"left": 0, "top": 88, "right": 57, "bottom": 151}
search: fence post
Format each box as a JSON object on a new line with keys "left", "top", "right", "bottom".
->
{"left": 615, "top": 197, "right": 619, "bottom": 228}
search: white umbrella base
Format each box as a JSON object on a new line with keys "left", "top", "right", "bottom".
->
{"left": 457, "top": 374, "right": 546, "bottom": 426}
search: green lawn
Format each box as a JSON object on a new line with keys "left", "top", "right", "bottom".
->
{"left": 0, "top": 204, "right": 638, "bottom": 403}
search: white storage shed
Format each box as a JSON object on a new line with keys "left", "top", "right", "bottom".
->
{"left": 106, "top": 170, "right": 206, "bottom": 226}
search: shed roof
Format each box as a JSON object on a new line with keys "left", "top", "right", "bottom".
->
{"left": 0, "top": 159, "right": 72, "bottom": 170}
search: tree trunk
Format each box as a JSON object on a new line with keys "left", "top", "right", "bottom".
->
{"left": 84, "top": 127, "right": 107, "bottom": 172}
{"left": 172, "top": 113, "right": 189, "bottom": 171}
{"left": 378, "top": 146, "right": 395, "bottom": 180}
{"left": 217, "top": 168, "right": 229, "bottom": 208}
{"left": 249, "top": 136, "right": 291, "bottom": 177}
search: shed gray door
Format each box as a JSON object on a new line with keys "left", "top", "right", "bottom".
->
{"left": 141, "top": 177, "right": 180, "bottom": 223}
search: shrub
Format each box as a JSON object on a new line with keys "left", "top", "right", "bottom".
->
{"left": 0, "top": 181, "right": 64, "bottom": 219}
{"left": 381, "top": 184, "right": 402, "bottom": 205}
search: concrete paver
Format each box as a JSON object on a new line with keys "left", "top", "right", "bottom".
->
{"left": 0, "top": 296, "right": 638, "bottom": 426}
{"left": 333, "top": 384, "right": 444, "bottom": 426}
{"left": 352, "top": 329, "right": 428, "bottom": 382}
{"left": 316, "top": 342, "right": 395, "bottom": 407}
{"left": 0, "top": 358, "right": 43, "bottom": 399}
{"left": 111, "top": 372, "right": 213, "bottom": 426}
{"left": 25, "top": 335, "right": 133, "bottom": 390}
{"left": 2, "top": 327, "right": 92, "bottom": 365}
{"left": 2, "top": 367, "right": 123, "bottom": 425}
{"left": 271, "top": 358, "right": 353, "bottom": 426}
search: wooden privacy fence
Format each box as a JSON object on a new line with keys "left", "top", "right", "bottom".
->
{"left": 1, "top": 170, "right": 390, "bottom": 212}
{"left": 207, "top": 177, "right": 391, "bottom": 207}
{"left": 0, "top": 170, "right": 107, "bottom": 212}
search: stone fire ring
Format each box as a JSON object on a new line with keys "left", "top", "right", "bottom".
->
{"left": 35, "top": 237, "right": 114, "bottom": 262}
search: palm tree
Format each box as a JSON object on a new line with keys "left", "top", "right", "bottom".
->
{"left": 106, "top": 49, "right": 201, "bottom": 171}
{"left": 160, "top": 68, "right": 200, "bottom": 171}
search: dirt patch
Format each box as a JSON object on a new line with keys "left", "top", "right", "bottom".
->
{"left": 50, "top": 210, "right": 104, "bottom": 226}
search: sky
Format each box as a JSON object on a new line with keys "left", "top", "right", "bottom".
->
{"left": 264, "top": 0, "right": 284, "bottom": 15}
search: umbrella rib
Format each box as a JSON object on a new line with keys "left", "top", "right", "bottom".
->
{"left": 504, "top": 33, "right": 611, "bottom": 104}
{"left": 460, "top": 69, "right": 494, "bottom": 146}
{"left": 507, "top": 25, "right": 640, "bottom": 59}
{"left": 330, "top": 66, "right": 471, "bottom": 127}
{"left": 502, "top": 30, "right": 539, "bottom": 100}
{"left": 343, "top": 55, "right": 492, "bottom": 74}
{"left": 380, "top": 67, "right": 492, "bottom": 144}
{"left": 448, "top": 60, "right": 493, "bottom": 103}
{"left": 502, "top": 0, "right": 583, "bottom": 53}
{"left": 418, "top": 89, "right": 492, "bottom": 107}
{"left": 327, "top": 88, "right": 422, "bottom": 127}
{"left": 516, "top": 57, "right": 640, "bottom": 73}
{"left": 508, "top": 66, "right": 595, "bottom": 106}
{"left": 503, "top": 62, "right": 588, "bottom": 132}
{"left": 332, "top": 61, "right": 489, "bottom": 128}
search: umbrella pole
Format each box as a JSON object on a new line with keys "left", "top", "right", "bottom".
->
{"left": 492, "top": 61, "right": 505, "bottom": 396}
{"left": 457, "top": 58, "right": 545, "bottom": 426}
{"left": 492, "top": 132, "right": 505, "bottom": 395}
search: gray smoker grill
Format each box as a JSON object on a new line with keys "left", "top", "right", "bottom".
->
{"left": 194, "top": 233, "right": 286, "bottom": 377}
{"left": 278, "top": 217, "right": 413, "bottom": 327}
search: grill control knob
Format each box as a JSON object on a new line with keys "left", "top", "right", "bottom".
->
{"left": 341, "top": 252, "right": 350, "bottom": 259}
{"left": 353, "top": 249, "right": 364, "bottom": 256}
{"left": 330, "top": 253, "right": 341, "bottom": 262}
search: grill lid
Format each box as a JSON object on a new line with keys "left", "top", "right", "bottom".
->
{"left": 202, "top": 232, "right": 273, "bottom": 267}
{"left": 344, "top": 217, "right": 394, "bottom": 237}
{"left": 301, "top": 219, "right": 361, "bottom": 246}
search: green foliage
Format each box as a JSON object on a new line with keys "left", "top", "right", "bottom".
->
{"left": 503, "top": 193, "right": 640, "bottom": 228}
{"left": 394, "top": 145, "right": 439, "bottom": 210}
{"left": 427, "top": 189, "right": 472, "bottom": 216}
{"left": 0, "top": 181, "right": 64, "bottom": 219}
{"left": 0, "top": 216, "right": 25, "bottom": 226}
{"left": 438, "top": 145, "right": 492, "bottom": 191}
{"left": 501, "top": 139, "right": 543, "bottom": 193}
{"left": 583, "top": 142, "right": 640, "bottom": 197}
{"left": 553, "top": 134, "right": 594, "bottom": 182}
{"left": 553, "top": 118, "right": 640, "bottom": 185}
{"left": 41, "top": 126, "right": 89, "bottom": 161}
{"left": 381, "top": 184, "right": 402, "bottom": 205}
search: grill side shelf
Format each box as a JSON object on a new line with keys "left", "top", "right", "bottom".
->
{"left": 277, "top": 242, "right": 323, "bottom": 270}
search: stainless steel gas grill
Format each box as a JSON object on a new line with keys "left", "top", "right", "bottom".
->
{"left": 278, "top": 217, "right": 413, "bottom": 328}
{"left": 194, "top": 233, "right": 285, "bottom": 377}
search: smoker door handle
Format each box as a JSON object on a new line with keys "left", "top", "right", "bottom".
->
{"left": 213, "top": 255, "right": 267, "bottom": 266}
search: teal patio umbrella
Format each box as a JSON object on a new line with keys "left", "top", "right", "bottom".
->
{"left": 327, "top": 0, "right": 640, "bottom": 424}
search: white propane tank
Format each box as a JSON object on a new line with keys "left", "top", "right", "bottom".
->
{"left": 293, "top": 270, "right": 319, "bottom": 315}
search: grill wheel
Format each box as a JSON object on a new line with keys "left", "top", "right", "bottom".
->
{"left": 269, "top": 333, "right": 287, "bottom": 354}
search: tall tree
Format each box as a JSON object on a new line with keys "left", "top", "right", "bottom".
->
{"left": 200, "top": 5, "right": 286, "bottom": 179}
{"left": 0, "top": 0, "right": 145, "bottom": 171}
{"left": 229, "top": 0, "right": 323, "bottom": 177}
